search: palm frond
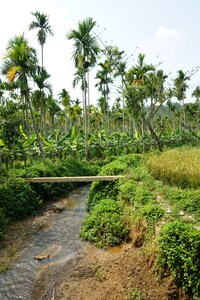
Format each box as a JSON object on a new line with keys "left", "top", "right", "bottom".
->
{"left": 7, "top": 65, "right": 21, "bottom": 82}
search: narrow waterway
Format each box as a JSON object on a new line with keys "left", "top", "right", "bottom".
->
{"left": 0, "top": 185, "right": 90, "bottom": 300}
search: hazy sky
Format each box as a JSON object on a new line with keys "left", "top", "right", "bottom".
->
{"left": 0, "top": 0, "right": 200, "bottom": 103}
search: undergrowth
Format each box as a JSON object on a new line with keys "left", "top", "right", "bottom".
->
{"left": 157, "top": 221, "right": 200, "bottom": 298}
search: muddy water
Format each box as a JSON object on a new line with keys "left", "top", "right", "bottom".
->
{"left": 0, "top": 185, "right": 90, "bottom": 300}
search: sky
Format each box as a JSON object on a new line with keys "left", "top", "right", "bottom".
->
{"left": 0, "top": 0, "right": 200, "bottom": 104}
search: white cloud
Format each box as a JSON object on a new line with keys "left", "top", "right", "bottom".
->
{"left": 153, "top": 26, "right": 184, "bottom": 43}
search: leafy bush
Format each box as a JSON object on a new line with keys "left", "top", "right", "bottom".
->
{"left": 0, "top": 178, "right": 42, "bottom": 221}
{"left": 134, "top": 187, "right": 156, "bottom": 205}
{"left": 99, "top": 154, "right": 142, "bottom": 176}
{"left": 0, "top": 178, "right": 42, "bottom": 220}
{"left": 0, "top": 208, "right": 8, "bottom": 240}
{"left": 99, "top": 160, "right": 127, "bottom": 176}
{"left": 164, "top": 187, "right": 200, "bottom": 220}
{"left": 142, "top": 203, "right": 164, "bottom": 224}
{"left": 87, "top": 155, "right": 141, "bottom": 211}
{"left": 9, "top": 158, "right": 98, "bottom": 201}
{"left": 157, "top": 221, "right": 200, "bottom": 298}
{"left": 81, "top": 199, "right": 129, "bottom": 248}
{"left": 118, "top": 180, "right": 137, "bottom": 205}
{"left": 87, "top": 181, "right": 119, "bottom": 211}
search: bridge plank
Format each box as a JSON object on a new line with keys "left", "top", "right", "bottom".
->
{"left": 27, "top": 176, "right": 124, "bottom": 183}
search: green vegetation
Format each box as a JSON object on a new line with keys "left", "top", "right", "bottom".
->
{"left": 157, "top": 221, "right": 200, "bottom": 298}
{"left": 87, "top": 154, "right": 141, "bottom": 211}
{"left": 0, "top": 12, "right": 200, "bottom": 296}
{"left": 81, "top": 199, "right": 129, "bottom": 247}
{"left": 0, "top": 178, "right": 41, "bottom": 221}
{"left": 83, "top": 154, "right": 164, "bottom": 248}
{"left": 81, "top": 148, "right": 200, "bottom": 297}
{"left": 126, "top": 288, "right": 145, "bottom": 300}
{"left": 0, "top": 16, "right": 200, "bottom": 166}
{"left": 0, "top": 157, "right": 97, "bottom": 240}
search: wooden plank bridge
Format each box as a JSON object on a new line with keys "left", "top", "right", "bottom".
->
{"left": 27, "top": 176, "right": 124, "bottom": 183}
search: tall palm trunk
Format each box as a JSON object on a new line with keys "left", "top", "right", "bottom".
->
{"left": 41, "top": 44, "right": 44, "bottom": 69}
{"left": 87, "top": 71, "right": 90, "bottom": 133}
{"left": 25, "top": 89, "right": 45, "bottom": 162}
{"left": 83, "top": 69, "right": 89, "bottom": 159}
{"left": 122, "top": 80, "right": 125, "bottom": 133}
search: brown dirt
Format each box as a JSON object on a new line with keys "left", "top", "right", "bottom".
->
{"left": 31, "top": 242, "right": 189, "bottom": 300}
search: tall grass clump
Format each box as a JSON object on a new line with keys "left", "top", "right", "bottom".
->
{"left": 147, "top": 148, "right": 200, "bottom": 188}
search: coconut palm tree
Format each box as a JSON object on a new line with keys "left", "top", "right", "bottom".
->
{"left": 67, "top": 17, "right": 100, "bottom": 159}
{"left": 192, "top": 85, "right": 200, "bottom": 105}
{"left": 192, "top": 85, "right": 200, "bottom": 130}
{"left": 95, "top": 60, "right": 113, "bottom": 131}
{"left": 29, "top": 11, "right": 53, "bottom": 68}
{"left": 126, "top": 54, "right": 155, "bottom": 144}
{"left": 58, "top": 88, "right": 72, "bottom": 107}
{"left": 174, "top": 70, "right": 190, "bottom": 126}
{"left": 1, "top": 34, "right": 45, "bottom": 161}
{"left": 32, "top": 67, "right": 52, "bottom": 134}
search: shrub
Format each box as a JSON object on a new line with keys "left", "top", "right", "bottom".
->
{"left": 134, "top": 187, "right": 156, "bottom": 205}
{"left": 118, "top": 180, "right": 137, "bottom": 205}
{"left": 0, "top": 208, "right": 8, "bottom": 240}
{"left": 99, "top": 154, "right": 142, "bottom": 176}
{"left": 99, "top": 160, "right": 127, "bottom": 176}
{"left": 87, "top": 155, "right": 141, "bottom": 211}
{"left": 164, "top": 187, "right": 200, "bottom": 220}
{"left": 157, "top": 221, "right": 200, "bottom": 298}
{"left": 10, "top": 158, "right": 98, "bottom": 201}
{"left": 81, "top": 199, "right": 129, "bottom": 248}
{"left": 141, "top": 203, "right": 164, "bottom": 239}
{"left": 0, "top": 178, "right": 42, "bottom": 220}
{"left": 87, "top": 181, "right": 119, "bottom": 211}
{"left": 142, "top": 203, "right": 164, "bottom": 225}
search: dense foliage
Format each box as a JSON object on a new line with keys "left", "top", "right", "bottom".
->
{"left": 87, "top": 154, "right": 141, "bottom": 211}
{"left": 157, "top": 221, "right": 200, "bottom": 298}
{"left": 82, "top": 149, "right": 200, "bottom": 297}
{"left": 0, "top": 12, "right": 200, "bottom": 296}
{"left": 0, "top": 178, "right": 41, "bottom": 221}
{"left": 81, "top": 199, "right": 129, "bottom": 247}
{"left": 0, "top": 15, "right": 199, "bottom": 166}
{"left": 0, "top": 157, "right": 98, "bottom": 240}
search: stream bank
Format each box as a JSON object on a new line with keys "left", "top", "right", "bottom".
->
{"left": 0, "top": 184, "right": 189, "bottom": 300}
{"left": 0, "top": 185, "right": 90, "bottom": 300}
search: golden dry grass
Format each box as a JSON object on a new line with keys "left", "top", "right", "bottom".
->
{"left": 147, "top": 148, "right": 200, "bottom": 188}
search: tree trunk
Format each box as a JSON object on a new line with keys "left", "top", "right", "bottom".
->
{"left": 145, "top": 118, "right": 163, "bottom": 152}
{"left": 25, "top": 90, "right": 46, "bottom": 162}
{"left": 83, "top": 69, "right": 89, "bottom": 160}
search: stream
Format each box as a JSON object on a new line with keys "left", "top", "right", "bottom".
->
{"left": 0, "top": 185, "right": 90, "bottom": 300}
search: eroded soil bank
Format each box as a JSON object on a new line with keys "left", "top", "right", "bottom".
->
{"left": 31, "top": 242, "right": 189, "bottom": 300}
